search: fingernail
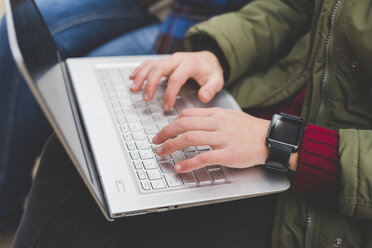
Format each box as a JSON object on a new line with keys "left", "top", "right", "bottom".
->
{"left": 156, "top": 146, "right": 162, "bottom": 155}
{"left": 203, "top": 91, "right": 211, "bottom": 101}
{"left": 175, "top": 164, "right": 181, "bottom": 171}
{"left": 143, "top": 93, "right": 149, "bottom": 101}
{"left": 152, "top": 134, "right": 158, "bottom": 143}
{"left": 130, "top": 84, "right": 136, "bottom": 90}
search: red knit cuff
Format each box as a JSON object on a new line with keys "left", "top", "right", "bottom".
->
{"left": 294, "top": 124, "right": 340, "bottom": 196}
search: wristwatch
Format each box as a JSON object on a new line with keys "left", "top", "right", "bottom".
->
{"left": 265, "top": 113, "right": 306, "bottom": 172}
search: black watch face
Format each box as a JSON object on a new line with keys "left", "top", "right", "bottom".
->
{"left": 267, "top": 114, "right": 306, "bottom": 149}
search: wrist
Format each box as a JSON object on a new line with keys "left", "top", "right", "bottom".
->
{"left": 289, "top": 153, "right": 298, "bottom": 171}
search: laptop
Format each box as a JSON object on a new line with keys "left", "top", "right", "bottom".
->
{"left": 5, "top": 0, "right": 290, "bottom": 220}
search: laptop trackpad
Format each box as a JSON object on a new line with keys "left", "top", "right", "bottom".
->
{"left": 187, "top": 91, "right": 233, "bottom": 109}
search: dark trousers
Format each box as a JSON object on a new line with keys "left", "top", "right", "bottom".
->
{"left": 12, "top": 135, "right": 276, "bottom": 248}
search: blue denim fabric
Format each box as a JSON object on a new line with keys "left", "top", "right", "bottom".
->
{"left": 0, "top": 0, "right": 158, "bottom": 231}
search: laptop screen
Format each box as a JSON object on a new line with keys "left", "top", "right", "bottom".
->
{"left": 5, "top": 0, "right": 106, "bottom": 211}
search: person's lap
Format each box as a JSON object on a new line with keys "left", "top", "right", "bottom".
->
{"left": 0, "top": 0, "right": 159, "bottom": 231}
{"left": 13, "top": 134, "right": 276, "bottom": 248}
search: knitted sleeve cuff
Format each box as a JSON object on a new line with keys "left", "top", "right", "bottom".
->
{"left": 294, "top": 124, "right": 340, "bottom": 196}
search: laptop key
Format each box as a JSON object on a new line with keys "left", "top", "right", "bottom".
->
{"left": 147, "top": 169, "right": 162, "bottom": 180}
{"left": 194, "top": 168, "right": 212, "bottom": 184}
{"left": 160, "top": 161, "right": 174, "bottom": 173}
{"left": 209, "top": 169, "right": 226, "bottom": 183}
{"left": 144, "top": 126, "right": 158, "bottom": 135}
{"left": 171, "top": 151, "right": 184, "bottom": 159}
{"left": 183, "top": 146, "right": 196, "bottom": 153}
{"left": 164, "top": 173, "right": 182, "bottom": 187}
{"left": 129, "top": 151, "right": 139, "bottom": 160}
{"left": 196, "top": 146, "right": 210, "bottom": 151}
{"left": 133, "top": 161, "right": 142, "bottom": 170}
{"left": 135, "top": 141, "right": 149, "bottom": 150}
{"left": 180, "top": 172, "right": 197, "bottom": 185}
{"left": 137, "top": 170, "right": 146, "bottom": 180}
{"left": 139, "top": 150, "right": 154, "bottom": 160}
{"left": 141, "top": 181, "right": 151, "bottom": 191}
{"left": 143, "top": 159, "right": 158, "bottom": 170}
{"left": 129, "top": 124, "right": 142, "bottom": 132}
{"left": 123, "top": 133, "right": 133, "bottom": 141}
{"left": 126, "top": 142, "right": 136, "bottom": 151}
{"left": 140, "top": 117, "right": 154, "bottom": 126}
{"left": 132, "top": 132, "right": 146, "bottom": 140}
{"left": 151, "top": 180, "right": 166, "bottom": 190}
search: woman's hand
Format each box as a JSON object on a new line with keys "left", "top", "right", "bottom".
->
{"left": 129, "top": 51, "right": 224, "bottom": 111}
{"left": 152, "top": 108, "right": 271, "bottom": 173}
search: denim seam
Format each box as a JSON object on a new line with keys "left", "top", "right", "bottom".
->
{"left": 30, "top": 188, "right": 83, "bottom": 248}
{"left": 50, "top": 10, "right": 151, "bottom": 36}
{"left": 0, "top": 70, "right": 21, "bottom": 188}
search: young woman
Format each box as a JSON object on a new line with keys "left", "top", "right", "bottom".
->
{"left": 12, "top": 0, "right": 372, "bottom": 247}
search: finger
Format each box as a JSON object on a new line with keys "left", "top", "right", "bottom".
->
{"left": 143, "top": 60, "right": 178, "bottom": 102}
{"left": 154, "top": 115, "right": 217, "bottom": 144}
{"left": 175, "top": 108, "right": 216, "bottom": 120}
{"left": 153, "top": 117, "right": 216, "bottom": 144}
{"left": 163, "top": 64, "right": 194, "bottom": 111}
{"left": 130, "top": 62, "right": 154, "bottom": 92}
{"left": 198, "top": 75, "right": 223, "bottom": 103}
{"left": 175, "top": 149, "right": 227, "bottom": 173}
{"left": 156, "top": 131, "right": 219, "bottom": 156}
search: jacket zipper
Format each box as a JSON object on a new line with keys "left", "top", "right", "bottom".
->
{"left": 315, "top": 0, "right": 343, "bottom": 124}
{"left": 304, "top": 205, "right": 312, "bottom": 248}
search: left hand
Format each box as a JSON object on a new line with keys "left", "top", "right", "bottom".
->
{"left": 152, "top": 108, "right": 271, "bottom": 173}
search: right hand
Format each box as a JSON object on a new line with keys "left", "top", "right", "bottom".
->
{"left": 129, "top": 51, "right": 224, "bottom": 111}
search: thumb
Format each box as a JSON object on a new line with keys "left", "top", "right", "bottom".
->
{"left": 198, "top": 76, "right": 223, "bottom": 103}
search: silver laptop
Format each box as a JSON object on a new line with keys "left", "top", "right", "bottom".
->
{"left": 6, "top": 0, "right": 290, "bottom": 220}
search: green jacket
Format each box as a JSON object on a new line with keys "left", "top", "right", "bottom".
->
{"left": 184, "top": 0, "right": 372, "bottom": 247}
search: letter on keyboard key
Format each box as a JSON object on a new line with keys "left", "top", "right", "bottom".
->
{"left": 160, "top": 161, "right": 174, "bottom": 172}
{"left": 120, "top": 125, "right": 129, "bottom": 133}
{"left": 125, "top": 115, "right": 139, "bottom": 123}
{"left": 194, "top": 168, "right": 212, "bottom": 184}
{"left": 144, "top": 126, "right": 158, "bottom": 135}
{"left": 143, "top": 159, "right": 158, "bottom": 170}
{"left": 135, "top": 141, "right": 149, "bottom": 150}
{"left": 132, "top": 132, "right": 146, "bottom": 140}
{"left": 123, "top": 133, "right": 133, "bottom": 141}
{"left": 137, "top": 170, "right": 146, "bottom": 180}
{"left": 139, "top": 150, "right": 154, "bottom": 160}
{"left": 129, "top": 151, "right": 139, "bottom": 160}
{"left": 133, "top": 161, "right": 142, "bottom": 170}
{"left": 151, "top": 180, "right": 166, "bottom": 189}
{"left": 140, "top": 117, "right": 154, "bottom": 126}
{"left": 180, "top": 172, "right": 197, "bottom": 185}
{"left": 129, "top": 124, "right": 142, "bottom": 132}
{"left": 141, "top": 181, "right": 151, "bottom": 191}
{"left": 209, "top": 169, "right": 226, "bottom": 183}
{"left": 147, "top": 169, "right": 162, "bottom": 180}
{"left": 164, "top": 173, "right": 182, "bottom": 187}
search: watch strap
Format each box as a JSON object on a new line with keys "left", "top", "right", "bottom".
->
{"left": 266, "top": 142, "right": 292, "bottom": 172}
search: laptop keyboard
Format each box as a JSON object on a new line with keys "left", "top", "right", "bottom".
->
{"left": 96, "top": 67, "right": 226, "bottom": 192}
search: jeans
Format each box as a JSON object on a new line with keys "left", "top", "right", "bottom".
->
{"left": 0, "top": 0, "right": 160, "bottom": 231}
{"left": 12, "top": 134, "right": 275, "bottom": 248}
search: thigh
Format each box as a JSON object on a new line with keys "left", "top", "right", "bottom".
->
{"left": 35, "top": 0, "right": 158, "bottom": 58}
{"left": 13, "top": 135, "right": 275, "bottom": 248}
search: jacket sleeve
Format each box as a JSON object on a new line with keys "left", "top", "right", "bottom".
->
{"left": 338, "top": 129, "right": 372, "bottom": 220}
{"left": 184, "top": 0, "right": 314, "bottom": 86}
